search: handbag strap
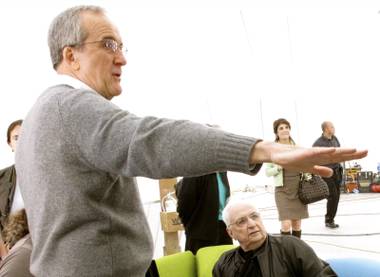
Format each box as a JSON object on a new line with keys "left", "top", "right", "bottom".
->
{"left": 300, "top": 172, "right": 312, "bottom": 181}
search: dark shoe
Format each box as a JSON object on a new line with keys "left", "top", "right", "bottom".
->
{"left": 325, "top": 222, "right": 339, "bottom": 229}
{"left": 292, "top": 230, "right": 302, "bottom": 239}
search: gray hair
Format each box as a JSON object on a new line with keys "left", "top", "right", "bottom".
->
{"left": 222, "top": 196, "right": 257, "bottom": 226}
{"left": 48, "top": 5, "right": 105, "bottom": 69}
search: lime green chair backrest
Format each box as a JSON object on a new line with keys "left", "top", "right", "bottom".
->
{"left": 155, "top": 250, "right": 196, "bottom": 277}
{"left": 196, "top": 245, "right": 237, "bottom": 277}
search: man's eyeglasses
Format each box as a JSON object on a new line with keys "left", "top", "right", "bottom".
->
{"left": 74, "top": 38, "right": 127, "bottom": 54}
{"left": 228, "top": 212, "right": 261, "bottom": 228}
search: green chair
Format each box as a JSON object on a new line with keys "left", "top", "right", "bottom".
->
{"left": 155, "top": 245, "right": 236, "bottom": 277}
{"left": 155, "top": 250, "right": 196, "bottom": 277}
{"left": 196, "top": 245, "right": 237, "bottom": 277}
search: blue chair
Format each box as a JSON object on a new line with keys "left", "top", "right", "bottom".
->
{"left": 327, "top": 258, "right": 380, "bottom": 277}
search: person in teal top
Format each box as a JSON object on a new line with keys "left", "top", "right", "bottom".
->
{"left": 216, "top": 172, "right": 227, "bottom": 221}
{"left": 176, "top": 172, "right": 232, "bottom": 254}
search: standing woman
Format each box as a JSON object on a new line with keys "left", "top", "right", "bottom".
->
{"left": 265, "top": 118, "right": 308, "bottom": 238}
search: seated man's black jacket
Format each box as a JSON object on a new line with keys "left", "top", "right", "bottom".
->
{"left": 213, "top": 235, "right": 337, "bottom": 277}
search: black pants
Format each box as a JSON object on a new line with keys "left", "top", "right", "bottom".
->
{"left": 185, "top": 220, "right": 232, "bottom": 254}
{"left": 323, "top": 167, "right": 343, "bottom": 223}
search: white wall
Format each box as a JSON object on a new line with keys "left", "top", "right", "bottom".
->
{"left": 1, "top": 2, "right": 379, "bottom": 200}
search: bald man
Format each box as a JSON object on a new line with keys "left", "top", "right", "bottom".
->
{"left": 213, "top": 198, "right": 337, "bottom": 276}
{"left": 313, "top": 121, "right": 343, "bottom": 229}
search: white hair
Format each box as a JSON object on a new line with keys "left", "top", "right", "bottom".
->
{"left": 222, "top": 196, "right": 258, "bottom": 226}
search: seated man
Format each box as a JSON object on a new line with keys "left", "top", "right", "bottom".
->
{"left": 213, "top": 198, "right": 337, "bottom": 277}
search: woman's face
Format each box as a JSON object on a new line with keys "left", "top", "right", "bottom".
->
{"left": 276, "top": 123, "right": 291, "bottom": 141}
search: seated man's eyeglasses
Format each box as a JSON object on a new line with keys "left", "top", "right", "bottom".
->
{"left": 228, "top": 212, "right": 261, "bottom": 228}
{"left": 72, "top": 38, "right": 127, "bottom": 54}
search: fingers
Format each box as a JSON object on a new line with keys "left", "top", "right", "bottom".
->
{"left": 312, "top": 147, "right": 365, "bottom": 155}
{"left": 298, "top": 149, "right": 367, "bottom": 177}
{"left": 337, "top": 149, "right": 368, "bottom": 158}
{"left": 269, "top": 145, "right": 368, "bottom": 175}
{"left": 311, "top": 148, "right": 368, "bottom": 164}
{"left": 311, "top": 166, "right": 333, "bottom": 178}
{"left": 311, "top": 147, "right": 336, "bottom": 155}
{"left": 312, "top": 147, "right": 358, "bottom": 157}
{"left": 328, "top": 149, "right": 368, "bottom": 164}
{"left": 332, "top": 148, "right": 358, "bottom": 154}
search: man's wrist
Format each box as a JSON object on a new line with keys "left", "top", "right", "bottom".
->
{"left": 249, "top": 141, "right": 274, "bottom": 164}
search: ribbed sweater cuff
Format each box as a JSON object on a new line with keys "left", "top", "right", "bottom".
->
{"left": 216, "top": 133, "right": 262, "bottom": 175}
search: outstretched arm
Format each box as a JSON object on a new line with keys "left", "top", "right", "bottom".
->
{"left": 250, "top": 141, "right": 367, "bottom": 177}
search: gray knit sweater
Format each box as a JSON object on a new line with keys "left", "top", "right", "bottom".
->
{"left": 15, "top": 84, "right": 261, "bottom": 277}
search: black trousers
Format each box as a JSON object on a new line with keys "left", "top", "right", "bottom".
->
{"left": 185, "top": 220, "right": 232, "bottom": 255}
{"left": 323, "top": 167, "right": 343, "bottom": 223}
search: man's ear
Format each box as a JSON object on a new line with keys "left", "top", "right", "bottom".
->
{"left": 62, "top": 46, "right": 80, "bottom": 71}
{"left": 226, "top": 227, "right": 234, "bottom": 240}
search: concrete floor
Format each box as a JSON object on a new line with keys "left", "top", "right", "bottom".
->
{"left": 249, "top": 190, "right": 380, "bottom": 261}
{"left": 145, "top": 188, "right": 380, "bottom": 261}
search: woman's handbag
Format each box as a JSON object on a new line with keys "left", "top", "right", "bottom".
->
{"left": 298, "top": 173, "right": 329, "bottom": 204}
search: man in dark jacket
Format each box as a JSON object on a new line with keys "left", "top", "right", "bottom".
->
{"left": 176, "top": 172, "right": 232, "bottom": 254}
{"left": 313, "top": 121, "right": 343, "bottom": 229}
{"left": 0, "top": 120, "right": 23, "bottom": 230}
{"left": 213, "top": 198, "right": 337, "bottom": 277}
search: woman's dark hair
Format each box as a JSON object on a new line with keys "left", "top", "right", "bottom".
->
{"left": 273, "top": 118, "right": 295, "bottom": 144}
{"left": 1, "top": 209, "right": 29, "bottom": 249}
{"left": 6, "top": 119, "right": 23, "bottom": 144}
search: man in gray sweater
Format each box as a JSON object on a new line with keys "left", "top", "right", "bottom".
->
{"left": 15, "top": 5, "right": 367, "bottom": 277}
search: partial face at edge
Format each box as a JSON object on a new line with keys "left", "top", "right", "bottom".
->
{"left": 8, "top": 125, "right": 21, "bottom": 152}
